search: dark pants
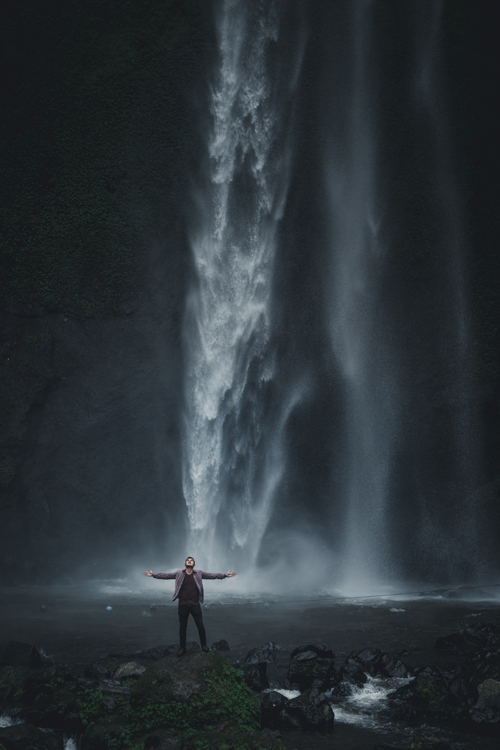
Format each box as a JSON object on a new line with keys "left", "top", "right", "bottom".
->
{"left": 178, "top": 604, "right": 206, "bottom": 648}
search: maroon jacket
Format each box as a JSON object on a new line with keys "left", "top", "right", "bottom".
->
{"left": 152, "top": 569, "right": 226, "bottom": 603}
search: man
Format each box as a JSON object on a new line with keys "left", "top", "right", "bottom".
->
{"left": 143, "top": 557, "right": 236, "bottom": 656}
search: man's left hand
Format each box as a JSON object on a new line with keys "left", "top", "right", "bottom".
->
{"left": 226, "top": 570, "right": 237, "bottom": 577}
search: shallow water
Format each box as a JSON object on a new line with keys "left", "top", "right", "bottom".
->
{"left": 1, "top": 583, "right": 500, "bottom": 748}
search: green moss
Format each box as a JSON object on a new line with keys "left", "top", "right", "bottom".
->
{"left": 416, "top": 678, "right": 437, "bottom": 700}
{"left": 71, "top": 655, "right": 259, "bottom": 747}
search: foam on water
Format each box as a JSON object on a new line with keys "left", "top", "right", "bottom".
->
{"left": 330, "top": 675, "right": 411, "bottom": 729}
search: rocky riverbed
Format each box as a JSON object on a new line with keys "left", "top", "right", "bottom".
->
{"left": 2, "top": 587, "right": 500, "bottom": 748}
{"left": 2, "top": 597, "right": 500, "bottom": 749}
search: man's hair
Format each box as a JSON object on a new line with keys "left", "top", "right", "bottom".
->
{"left": 144, "top": 736, "right": 160, "bottom": 750}
{"left": 185, "top": 556, "right": 195, "bottom": 565}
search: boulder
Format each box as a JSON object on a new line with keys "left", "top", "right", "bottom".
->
{"left": 0, "top": 723, "right": 62, "bottom": 750}
{"left": 142, "top": 645, "right": 178, "bottom": 659}
{"left": 245, "top": 643, "right": 279, "bottom": 665}
{"left": 131, "top": 651, "right": 218, "bottom": 704}
{"left": 84, "top": 663, "right": 109, "bottom": 680}
{"left": 339, "top": 662, "right": 368, "bottom": 687}
{"left": 470, "top": 677, "right": 500, "bottom": 728}
{"left": 346, "top": 648, "right": 409, "bottom": 678}
{"left": 243, "top": 663, "right": 269, "bottom": 693}
{"left": 81, "top": 714, "right": 127, "bottom": 750}
{"left": 259, "top": 690, "right": 289, "bottom": 729}
{"left": 287, "top": 651, "right": 335, "bottom": 691}
{"left": 0, "top": 643, "right": 42, "bottom": 670}
{"left": 279, "top": 688, "right": 334, "bottom": 732}
{"left": 387, "top": 666, "right": 471, "bottom": 723}
{"left": 435, "top": 633, "right": 470, "bottom": 652}
{"left": 465, "top": 649, "right": 500, "bottom": 686}
{"left": 290, "top": 644, "right": 334, "bottom": 659}
{"left": 113, "top": 661, "right": 146, "bottom": 680}
{"left": 435, "top": 622, "right": 500, "bottom": 655}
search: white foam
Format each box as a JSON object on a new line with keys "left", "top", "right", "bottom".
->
{"left": 274, "top": 689, "right": 300, "bottom": 700}
{"left": 331, "top": 675, "right": 411, "bottom": 729}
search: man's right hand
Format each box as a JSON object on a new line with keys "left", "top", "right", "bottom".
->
{"left": 143, "top": 569, "right": 153, "bottom": 577}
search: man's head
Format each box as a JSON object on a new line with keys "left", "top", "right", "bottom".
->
{"left": 185, "top": 557, "right": 195, "bottom": 569}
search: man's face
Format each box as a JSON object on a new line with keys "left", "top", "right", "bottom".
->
{"left": 185, "top": 557, "right": 195, "bottom": 568}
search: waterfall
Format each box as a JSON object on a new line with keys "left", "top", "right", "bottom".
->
{"left": 323, "top": 0, "right": 479, "bottom": 588}
{"left": 182, "top": 0, "right": 303, "bottom": 569}
{"left": 323, "top": 0, "right": 397, "bottom": 588}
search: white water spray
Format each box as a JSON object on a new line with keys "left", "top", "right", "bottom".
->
{"left": 182, "top": 0, "right": 303, "bottom": 568}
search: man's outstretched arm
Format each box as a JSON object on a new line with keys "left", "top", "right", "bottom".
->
{"left": 201, "top": 570, "right": 237, "bottom": 579}
{"left": 143, "top": 569, "right": 177, "bottom": 579}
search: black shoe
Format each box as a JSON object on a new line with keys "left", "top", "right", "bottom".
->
{"left": 201, "top": 645, "right": 210, "bottom": 653}
{"left": 177, "top": 647, "right": 186, "bottom": 657}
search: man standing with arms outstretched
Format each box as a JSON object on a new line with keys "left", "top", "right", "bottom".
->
{"left": 143, "top": 557, "right": 236, "bottom": 657}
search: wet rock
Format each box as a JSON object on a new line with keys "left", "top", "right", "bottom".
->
{"left": 245, "top": 642, "right": 280, "bottom": 665}
{"left": 0, "top": 642, "right": 42, "bottom": 670}
{"left": 280, "top": 688, "right": 334, "bottom": 732}
{"left": 84, "top": 662, "right": 109, "bottom": 680}
{"left": 81, "top": 714, "right": 127, "bottom": 750}
{"left": 339, "top": 661, "right": 368, "bottom": 687}
{"left": 113, "top": 661, "right": 146, "bottom": 680}
{"left": 259, "top": 690, "right": 289, "bottom": 728}
{"left": 435, "top": 633, "right": 470, "bottom": 652}
{"left": 464, "top": 649, "right": 500, "bottom": 685}
{"left": 244, "top": 663, "right": 269, "bottom": 692}
{"left": 470, "top": 677, "right": 500, "bottom": 728}
{"left": 287, "top": 651, "right": 335, "bottom": 691}
{"left": 243, "top": 643, "right": 280, "bottom": 693}
{"left": 142, "top": 644, "right": 179, "bottom": 659}
{"left": 435, "top": 622, "right": 500, "bottom": 655}
{"left": 131, "top": 651, "right": 218, "bottom": 704}
{"left": 211, "top": 639, "right": 230, "bottom": 651}
{"left": 183, "top": 723, "right": 284, "bottom": 750}
{"left": 290, "top": 644, "right": 334, "bottom": 660}
{"left": 346, "top": 648, "right": 410, "bottom": 678}
{"left": 0, "top": 723, "right": 62, "bottom": 749}
{"left": 387, "top": 666, "right": 471, "bottom": 723}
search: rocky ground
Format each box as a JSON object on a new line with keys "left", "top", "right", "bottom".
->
{"left": 2, "top": 618, "right": 500, "bottom": 750}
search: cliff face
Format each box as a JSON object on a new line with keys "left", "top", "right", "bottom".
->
{"left": 0, "top": 0, "right": 210, "bottom": 581}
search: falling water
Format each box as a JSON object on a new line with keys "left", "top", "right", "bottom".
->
{"left": 182, "top": 0, "right": 303, "bottom": 569}
{"left": 324, "top": 0, "right": 397, "bottom": 588}
{"left": 324, "top": 0, "right": 479, "bottom": 588}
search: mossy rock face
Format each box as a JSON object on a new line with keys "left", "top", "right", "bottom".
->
{"left": 0, "top": 723, "right": 62, "bottom": 750}
{"left": 131, "top": 652, "right": 218, "bottom": 705}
